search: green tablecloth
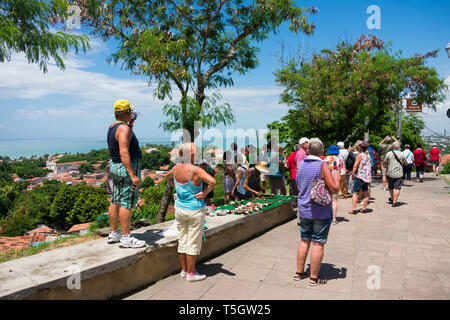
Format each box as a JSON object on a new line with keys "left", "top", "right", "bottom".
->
{"left": 216, "top": 195, "right": 294, "bottom": 215}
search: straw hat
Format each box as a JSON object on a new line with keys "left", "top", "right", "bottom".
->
{"left": 255, "top": 161, "right": 270, "bottom": 174}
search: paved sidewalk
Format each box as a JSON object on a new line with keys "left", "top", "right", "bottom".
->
{"left": 124, "top": 173, "right": 450, "bottom": 300}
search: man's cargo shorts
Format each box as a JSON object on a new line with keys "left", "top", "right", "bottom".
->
{"left": 109, "top": 160, "right": 141, "bottom": 210}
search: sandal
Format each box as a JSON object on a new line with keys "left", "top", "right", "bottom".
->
{"left": 348, "top": 210, "right": 358, "bottom": 215}
{"left": 332, "top": 220, "right": 338, "bottom": 225}
{"left": 359, "top": 209, "right": 368, "bottom": 214}
{"left": 309, "top": 277, "right": 327, "bottom": 287}
{"left": 293, "top": 271, "right": 309, "bottom": 281}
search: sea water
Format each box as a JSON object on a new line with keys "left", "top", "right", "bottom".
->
{"left": 0, "top": 138, "right": 172, "bottom": 159}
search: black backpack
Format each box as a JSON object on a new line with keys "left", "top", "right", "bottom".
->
{"left": 346, "top": 152, "right": 356, "bottom": 170}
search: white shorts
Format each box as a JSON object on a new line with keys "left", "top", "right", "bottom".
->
{"left": 175, "top": 206, "right": 206, "bottom": 256}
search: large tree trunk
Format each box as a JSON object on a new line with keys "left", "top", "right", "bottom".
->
{"left": 155, "top": 183, "right": 174, "bottom": 224}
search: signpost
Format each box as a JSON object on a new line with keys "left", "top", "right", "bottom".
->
{"left": 406, "top": 99, "right": 422, "bottom": 113}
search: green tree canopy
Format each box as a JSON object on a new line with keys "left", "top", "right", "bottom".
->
{"left": 270, "top": 35, "right": 448, "bottom": 148}
{"left": 0, "top": 0, "right": 90, "bottom": 72}
{"left": 74, "top": 0, "right": 317, "bottom": 138}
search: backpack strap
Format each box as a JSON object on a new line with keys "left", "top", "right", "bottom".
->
{"left": 391, "top": 150, "right": 403, "bottom": 166}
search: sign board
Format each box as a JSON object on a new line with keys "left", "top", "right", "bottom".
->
{"left": 406, "top": 99, "right": 422, "bottom": 113}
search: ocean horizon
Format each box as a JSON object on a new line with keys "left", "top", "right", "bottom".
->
{"left": 0, "top": 138, "right": 173, "bottom": 160}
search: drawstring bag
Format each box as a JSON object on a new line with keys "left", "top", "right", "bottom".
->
{"left": 310, "top": 162, "right": 332, "bottom": 206}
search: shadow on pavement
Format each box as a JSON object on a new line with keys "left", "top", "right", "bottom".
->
{"left": 196, "top": 263, "right": 236, "bottom": 277}
{"left": 336, "top": 217, "right": 349, "bottom": 223}
{"left": 305, "top": 263, "right": 347, "bottom": 280}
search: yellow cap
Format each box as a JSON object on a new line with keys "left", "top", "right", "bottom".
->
{"left": 114, "top": 99, "right": 134, "bottom": 112}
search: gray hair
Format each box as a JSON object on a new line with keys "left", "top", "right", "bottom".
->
{"left": 392, "top": 141, "right": 401, "bottom": 149}
{"left": 337, "top": 142, "right": 345, "bottom": 149}
{"left": 404, "top": 144, "right": 410, "bottom": 150}
{"left": 308, "top": 138, "right": 324, "bottom": 156}
{"left": 294, "top": 144, "right": 300, "bottom": 151}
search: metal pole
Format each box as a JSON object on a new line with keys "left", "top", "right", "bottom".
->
{"left": 396, "top": 101, "right": 402, "bottom": 145}
{"left": 364, "top": 116, "right": 369, "bottom": 142}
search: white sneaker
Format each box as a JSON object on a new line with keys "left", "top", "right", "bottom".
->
{"left": 186, "top": 271, "right": 207, "bottom": 282}
{"left": 107, "top": 231, "right": 122, "bottom": 244}
{"left": 119, "top": 236, "right": 146, "bottom": 248}
{"left": 180, "top": 270, "right": 187, "bottom": 278}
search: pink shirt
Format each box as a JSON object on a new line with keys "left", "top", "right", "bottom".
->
{"left": 295, "top": 149, "right": 308, "bottom": 168}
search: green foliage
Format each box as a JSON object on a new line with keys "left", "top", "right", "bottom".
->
{"left": 0, "top": 205, "right": 41, "bottom": 236}
{"left": 76, "top": 0, "right": 317, "bottom": 138}
{"left": 369, "top": 112, "right": 426, "bottom": 148}
{"left": 7, "top": 156, "right": 50, "bottom": 179}
{"left": 50, "top": 183, "right": 109, "bottom": 228}
{"left": 140, "top": 149, "right": 171, "bottom": 170}
{"left": 79, "top": 163, "right": 94, "bottom": 176}
{"left": 56, "top": 149, "right": 109, "bottom": 164}
{"left": 160, "top": 94, "right": 236, "bottom": 139}
{"left": 66, "top": 189, "right": 109, "bottom": 225}
{"left": 132, "top": 180, "right": 170, "bottom": 222}
{"left": 0, "top": 0, "right": 90, "bottom": 72}
{"left": 441, "top": 162, "right": 450, "bottom": 175}
{"left": 271, "top": 35, "right": 448, "bottom": 148}
{"left": 141, "top": 176, "right": 155, "bottom": 189}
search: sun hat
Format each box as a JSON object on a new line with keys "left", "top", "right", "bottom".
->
{"left": 114, "top": 99, "right": 135, "bottom": 112}
{"left": 299, "top": 137, "right": 309, "bottom": 145}
{"left": 327, "top": 145, "right": 340, "bottom": 155}
{"left": 255, "top": 161, "right": 270, "bottom": 174}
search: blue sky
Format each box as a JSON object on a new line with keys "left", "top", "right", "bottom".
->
{"left": 1, "top": 0, "right": 449, "bottom": 142}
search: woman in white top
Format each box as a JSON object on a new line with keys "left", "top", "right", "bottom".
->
{"left": 402, "top": 144, "right": 414, "bottom": 186}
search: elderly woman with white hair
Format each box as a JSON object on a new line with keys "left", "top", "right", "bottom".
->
{"left": 294, "top": 138, "right": 339, "bottom": 286}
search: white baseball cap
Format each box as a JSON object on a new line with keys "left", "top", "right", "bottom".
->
{"left": 299, "top": 137, "right": 309, "bottom": 145}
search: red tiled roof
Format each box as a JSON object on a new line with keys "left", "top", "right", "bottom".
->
{"left": 29, "top": 177, "right": 43, "bottom": 182}
{"left": 56, "top": 161, "right": 87, "bottom": 166}
{"left": 67, "top": 223, "right": 91, "bottom": 233}
{"left": 26, "top": 225, "right": 56, "bottom": 235}
{"left": 0, "top": 234, "right": 46, "bottom": 254}
{"left": 442, "top": 154, "right": 450, "bottom": 164}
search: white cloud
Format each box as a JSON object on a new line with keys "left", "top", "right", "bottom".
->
{"left": 421, "top": 75, "right": 450, "bottom": 134}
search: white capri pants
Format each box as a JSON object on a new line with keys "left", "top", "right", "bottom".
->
{"left": 175, "top": 206, "right": 206, "bottom": 256}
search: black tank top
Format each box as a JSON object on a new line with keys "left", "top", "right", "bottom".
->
{"left": 107, "top": 122, "right": 142, "bottom": 163}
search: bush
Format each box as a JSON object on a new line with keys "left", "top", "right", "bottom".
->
{"left": 441, "top": 162, "right": 450, "bottom": 174}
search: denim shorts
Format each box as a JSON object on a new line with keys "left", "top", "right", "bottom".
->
{"left": 299, "top": 218, "right": 332, "bottom": 244}
{"left": 352, "top": 178, "right": 369, "bottom": 193}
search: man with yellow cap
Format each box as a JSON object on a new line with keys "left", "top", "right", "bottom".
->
{"left": 106, "top": 99, "right": 145, "bottom": 248}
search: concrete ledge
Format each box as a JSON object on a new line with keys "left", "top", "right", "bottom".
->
{"left": 0, "top": 202, "right": 295, "bottom": 300}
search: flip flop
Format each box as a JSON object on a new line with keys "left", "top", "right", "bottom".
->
{"left": 293, "top": 272, "right": 309, "bottom": 281}
{"left": 348, "top": 210, "right": 358, "bottom": 215}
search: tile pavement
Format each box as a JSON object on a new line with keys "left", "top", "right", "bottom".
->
{"left": 124, "top": 173, "right": 450, "bottom": 300}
